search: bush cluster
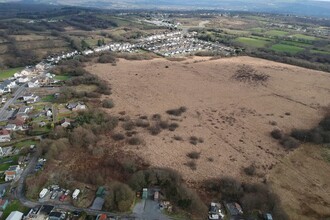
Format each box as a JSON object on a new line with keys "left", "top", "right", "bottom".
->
{"left": 102, "top": 99, "right": 115, "bottom": 108}
{"left": 203, "top": 177, "right": 288, "bottom": 219}
{"left": 166, "top": 106, "right": 187, "bottom": 116}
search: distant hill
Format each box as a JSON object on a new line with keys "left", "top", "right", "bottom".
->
{"left": 2, "top": 0, "right": 330, "bottom": 17}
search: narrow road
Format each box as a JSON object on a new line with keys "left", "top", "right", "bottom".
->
{"left": 0, "top": 83, "right": 27, "bottom": 121}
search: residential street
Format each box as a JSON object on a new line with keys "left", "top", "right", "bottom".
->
{"left": 0, "top": 83, "right": 27, "bottom": 121}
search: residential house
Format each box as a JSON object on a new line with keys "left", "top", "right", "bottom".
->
{"left": 8, "top": 116, "right": 27, "bottom": 130}
{"left": 3, "top": 80, "right": 17, "bottom": 89}
{"left": 27, "top": 80, "right": 39, "bottom": 88}
{"left": 0, "top": 130, "right": 11, "bottom": 142}
{"left": 0, "top": 83, "right": 10, "bottom": 95}
{"left": 18, "top": 106, "right": 33, "bottom": 115}
{"left": 4, "top": 165, "right": 21, "bottom": 182}
{"left": 66, "top": 102, "right": 86, "bottom": 111}
{"left": 22, "top": 94, "right": 39, "bottom": 104}
{"left": 60, "top": 118, "right": 71, "bottom": 128}
{"left": 16, "top": 77, "right": 29, "bottom": 84}
{"left": 0, "top": 199, "right": 8, "bottom": 210}
{"left": 5, "top": 124, "right": 17, "bottom": 131}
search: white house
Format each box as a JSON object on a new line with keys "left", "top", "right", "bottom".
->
{"left": 4, "top": 165, "right": 20, "bottom": 182}
{"left": 17, "top": 77, "right": 29, "bottom": 84}
{"left": 22, "top": 94, "right": 39, "bottom": 103}
{"left": 27, "top": 81, "right": 39, "bottom": 88}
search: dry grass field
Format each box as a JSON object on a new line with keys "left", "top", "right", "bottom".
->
{"left": 86, "top": 56, "right": 330, "bottom": 219}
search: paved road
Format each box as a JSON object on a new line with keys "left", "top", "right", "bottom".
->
{"left": 0, "top": 83, "right": 27, "bottom": 121}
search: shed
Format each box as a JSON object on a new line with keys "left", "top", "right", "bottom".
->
{"left": 96, "top": 187, "right": 105, "bottom": 197}
{"left": 142, "top": 188, "right": 148, "bottom": 199}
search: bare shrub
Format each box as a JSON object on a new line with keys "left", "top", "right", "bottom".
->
{"left": 102, "top": 99, "right": 114, "bottom": 108}
{"left": 135, "top": 119, "right": 150, "bottom": 128}
{"left": 139, "top": 115, "right": 148, "bottom": 120}
{"left": 169, "top": 123, "right": 179, "bottom": 131}
{"left": 243, "top": 164, "right": 256, "bottom": 176}
{"left": 126, "top": 131, "right": 137, "bottom": 137}
{"left": 219, "top": 177, "right": 244, "bottom": 201}
{"left": 280, "top": 136, "right": 300, "bottom": 149}
{"left": 320, "top": 116, "right": 330, "bottom": 131}
{"left": 149, "top": 125, "right": 161, "bottom": 135}
{"left": 166, "top": 106, "right": 187, "bottom": 116}
{"left": 271, "top": 129, "right": 283, "bottom": 140}
{"left": 152, "top": 114, "right": 161, "bottom": 120}
{"left": 187, "top": 151, "right": 201, "bottom": 159}
{"left": 269, "top": 121, "right": 277, "bottom": 126}
{"left": 190, "top": 136, "right": 198, "bottom": 145}
{"left": 207, "top": 157, "right": 214, "bottom": 162}
{"left": 98, "top": 53, "right": 116, "bottom": 64}
{"left": 233, "top": 65, "right": 269, "bottom": 85}
{"left": 112, "top": 133, "right": 125, "bottom": 141}
{"left": 128, "top": 137, "right": 143, "bottom": 145}
{"left": 122, "top": 120, "right": 135, "bottom": 131}
{"left": 173, "top": 135, "right": 183, "bottom": 141}
{"left": 158, "top": 120, "right": 169, "bottom": 129}
{"left": 185, "top": 160, "right": 197, "bottom": 170}
{"left": 198, "top": 137, "right": 204, "bottom": 143}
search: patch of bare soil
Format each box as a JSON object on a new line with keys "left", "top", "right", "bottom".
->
{"left": 86, "top": 56, "right": 330, "bottom": 217}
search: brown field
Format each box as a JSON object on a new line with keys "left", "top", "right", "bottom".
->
{"left": 86, "top": 56, "right": 330, "bottom": 219}
{"left": 269, "top": 144, "right": 330, "bottom": 220}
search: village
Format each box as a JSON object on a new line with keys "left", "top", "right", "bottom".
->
{"left": 47, "top": 30, "right": 237, "bottom": 63}
{"left": 0, "top": 29, "right": 268, "bottom": 220}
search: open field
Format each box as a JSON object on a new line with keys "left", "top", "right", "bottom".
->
{"left": 311, "top": 49, "right": 330, "bottom": 55}
{"left": 271, "top": 43, "right": 305, "bottom": 54}
{"left": 0, "top": 67, "right": 23, "bottom": 80}
{"left": 86, "top": 56, "right": 330, "bottom": 219}
{"left": 265, "top": 30, "right": 289, "bottom": 37}
{"left": 291, "top": 34, "right": 317, "bottom": 41}
{"left": 235, "top": 37, "right": 270, "bottom": 47}
{"left": 87, "top": 56, "right": 330, "bottom": 181}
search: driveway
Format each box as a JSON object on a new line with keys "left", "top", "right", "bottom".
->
{"left": 133, "top": 200, "right": 171, "bottom": 220}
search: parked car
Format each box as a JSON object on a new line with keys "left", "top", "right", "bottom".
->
{"left": 59, "top": 194, "right": 67, "bottom": 202}
{"left": 51, "top": 191, "right": 58, "bottom": 199}
{"left": 64, "top": 189, "right": 70, "bottom": 196}
{"left": 208, "top": 202, "right": 225, "bottom": 220}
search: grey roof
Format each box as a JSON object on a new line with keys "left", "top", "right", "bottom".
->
{"left": 90, "top": 197, "right": 105, "bottom": 210}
